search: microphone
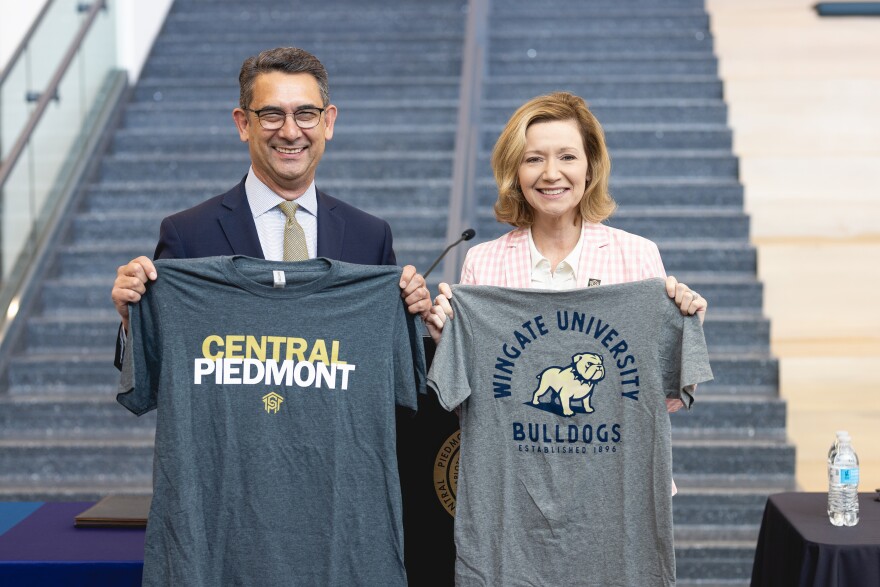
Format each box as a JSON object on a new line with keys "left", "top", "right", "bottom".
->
{"left": 423, "top": 228, "right": 476, "bottom": 279}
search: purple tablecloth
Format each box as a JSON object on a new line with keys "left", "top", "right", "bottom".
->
{"left": 0, "top": 502, "right": 145, "bottom": 586}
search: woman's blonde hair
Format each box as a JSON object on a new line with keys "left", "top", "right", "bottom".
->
{"left": 491, "top": 92, "right": 615, "bottom": 227}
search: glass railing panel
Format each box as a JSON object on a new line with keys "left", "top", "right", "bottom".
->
{"left": 25, "top": 0, "right": 81, "bottom": 95}
{"left": 0, "top": 57, "right": 31, "bottom": 161}
{"left": 80, "top": 0, "right": 117, "bottom": 112}
{"left": 1, "top": 149, "right": 34, "bottom": 279}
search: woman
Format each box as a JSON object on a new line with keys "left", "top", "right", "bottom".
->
{"left": 426, "top": 91, "right": 707, "bottom": 413}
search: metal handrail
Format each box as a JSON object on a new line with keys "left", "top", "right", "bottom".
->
{"left": 0, "top": 0, "right": 55, "bottom": 88}
{"left": 440, "top": 0, "right": 490, "bottom": 285}
{"left": 0, "top": 0, "right": 106, "bottom": 188}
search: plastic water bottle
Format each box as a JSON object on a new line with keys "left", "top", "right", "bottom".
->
{"left": 827, "top": 431, "right": 859, "bottom": 526}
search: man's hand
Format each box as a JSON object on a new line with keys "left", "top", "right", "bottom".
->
{"left": 425, "top": 282, "right": 454, "bottom": 343}
{"left": 112, "top": 256, "right": 157, "bottom": 330}
{"left": 665, "top": 276, "right": 707, "bottom": 324}
{"left": 400, "top": 265, "right": 431, "bottom": 317}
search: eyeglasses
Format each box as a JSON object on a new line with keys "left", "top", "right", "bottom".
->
{"left": 244, "top": 107, "right": 325, "bottom": 130}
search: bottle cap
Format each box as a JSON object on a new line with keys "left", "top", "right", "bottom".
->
{"left": 836, "top": 430, "right": 848, "bottom": 437}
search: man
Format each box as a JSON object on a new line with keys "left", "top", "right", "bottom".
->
{"left": 112, "top": 47, "right": 430, "bottom": 340}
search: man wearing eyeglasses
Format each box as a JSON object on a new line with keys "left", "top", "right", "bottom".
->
{"left": 111, "top": 47, "right": 431, "bottom": 347}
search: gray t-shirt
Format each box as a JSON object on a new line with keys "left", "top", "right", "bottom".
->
{"left": 118, "top": 256, "right": 425, "bottom": 587}
{"left": 427, "top": 279, "right": 712, "bottom": 587}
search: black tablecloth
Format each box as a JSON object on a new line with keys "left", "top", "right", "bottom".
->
{"left": 751, "top": 492, "right": 880, "bottom": 587}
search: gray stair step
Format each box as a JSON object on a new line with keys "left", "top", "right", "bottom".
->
{"left": 491, "top": 34, "right": 713, "bottom": 54}
{"left": 701, "top": 312, "right": 770, "bottom": 352}
{"left": 0, "top": 439, "right": 153, "bottom": 484}
{"left": 658, "top": 241, "right": 757, "bottom": 274}
{"left": 490, "top": 15, "right": 709, "bottom": 34}
{"left": 6, "top": 353, "right": 119, "bottom": 389}
{"left": 670, "top": 441, "right": 793, "bottom": 476}
{"left": 41, "top": 278, "right": 125, "bottom": 312}
{"left": 0, "top": 482, "right": 152, "bottom": 501}
{"left": 0, "top": 395, "right": 155, "bottom": 439}
{"left": 491, "top": 55, "right": 718, "bottom": 76}
{"left": 700, "top": 353, "right": 778, "bottom": 391}
{"left": 670, "top": 395, "right": 784, "bottom": 438}
{"left": 160, "top": 13, "right": 464, "bottom": 37}
{"left": 151, "top": 37, "right": 466, "bottom": 59}
{"left": 482, "top": 99, "right": 728, "bottom": 125}
{"left": 25, "top": 314, "right": 120, "bottom": 350}
{"left": 675, "top": 543, "right": 756, "bottom": 582}
{"left": 673, "top": 488, "right": 779, "bottom": 527}
{"left": 486, "top": 76, "right": 723, "bottom": 100}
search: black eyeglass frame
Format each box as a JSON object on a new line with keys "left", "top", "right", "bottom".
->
{"left": 243, "top": 107, "right": 326, "bottom": 130}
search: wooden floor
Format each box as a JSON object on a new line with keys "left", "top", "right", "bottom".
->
{"left": 706, "top": 0, "right": 880, "bottom": 491}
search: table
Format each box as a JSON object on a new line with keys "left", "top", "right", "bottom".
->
{"left": 751, "top": 492, "right": 880, "bottom": 587}
{"left": 0, "top": 501, "right": 144, "bottom": 586}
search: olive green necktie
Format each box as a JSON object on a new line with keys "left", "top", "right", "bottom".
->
{"left": 278, "top": 201, "right": 308, "bottom": 261}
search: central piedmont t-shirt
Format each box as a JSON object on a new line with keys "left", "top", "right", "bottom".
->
{"left": 427, "top": 279, "right": 713, "bottom": 587}
{"left": 118, "top": 256, "right": 425, "bottom": 587}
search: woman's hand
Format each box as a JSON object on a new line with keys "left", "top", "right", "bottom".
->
{"left": 665, "top": 276, "right": 707, "bottom": 324}
{"left": 425, "top": 282, "right": 454, "bottom": 343}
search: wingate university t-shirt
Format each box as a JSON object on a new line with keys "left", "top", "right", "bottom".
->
{"left": 427, "top": 279, "right": 713, "bottom": 587}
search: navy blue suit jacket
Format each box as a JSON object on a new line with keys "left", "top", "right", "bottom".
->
{"left": 153, "top": 177, "right": 397, "bottom": 265}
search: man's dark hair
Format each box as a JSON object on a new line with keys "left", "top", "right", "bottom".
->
{"left": 239, "top": 47, "right": 330, "bottom": 109}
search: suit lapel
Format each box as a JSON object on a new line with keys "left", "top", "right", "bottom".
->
{"left": 219, "top": 178, "right": 264, "bottom": 258}
{"left": 576, "top": 222, "right": 610, "bottom": 287}
{"left": 316, "top": 189, "right": 344, "bottom": 260}
{"left": 503, "top": 228, "right": 531, "bottom": 287}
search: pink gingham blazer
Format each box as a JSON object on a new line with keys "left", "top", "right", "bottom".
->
{"left": 460, "top": 222, "right": 667, "bottom": 286}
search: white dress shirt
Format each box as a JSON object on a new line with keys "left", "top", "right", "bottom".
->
{"left": 528, "top": 227, "right": 585, "bottom": 290}
{"left": 245, "top": 167, "right": 318, "bottom": 261}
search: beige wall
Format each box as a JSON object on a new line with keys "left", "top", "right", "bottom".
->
{"left": 706, "top": 0, "right": 880, "bottom": 491}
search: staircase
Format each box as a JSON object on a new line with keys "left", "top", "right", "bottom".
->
{"left": 0, "top": 0, "right": 791, "bottom": 585}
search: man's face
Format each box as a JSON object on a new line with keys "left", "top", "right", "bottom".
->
{"left": 232, "top": 71, "right": 337, "bottom": 199}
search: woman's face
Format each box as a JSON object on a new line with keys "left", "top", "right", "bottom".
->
{"left": 517, "top": 119, "right": 589, "bottom": 225}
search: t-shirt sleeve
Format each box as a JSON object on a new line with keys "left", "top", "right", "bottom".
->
{"left": 116, "top": 295, "right": 160, "bottom": 416}
{"left": 662, "top": 312, "right": 713, "bottom": 409}
{"left": 427, "top": 295, "right": 473, "bottom": 411}
{"left": 393, "top": 298, "right": 425, "bottom": 411}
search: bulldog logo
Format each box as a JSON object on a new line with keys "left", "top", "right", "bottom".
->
{"left": 531, "top": 353, "right": 605, "bottom": 417}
